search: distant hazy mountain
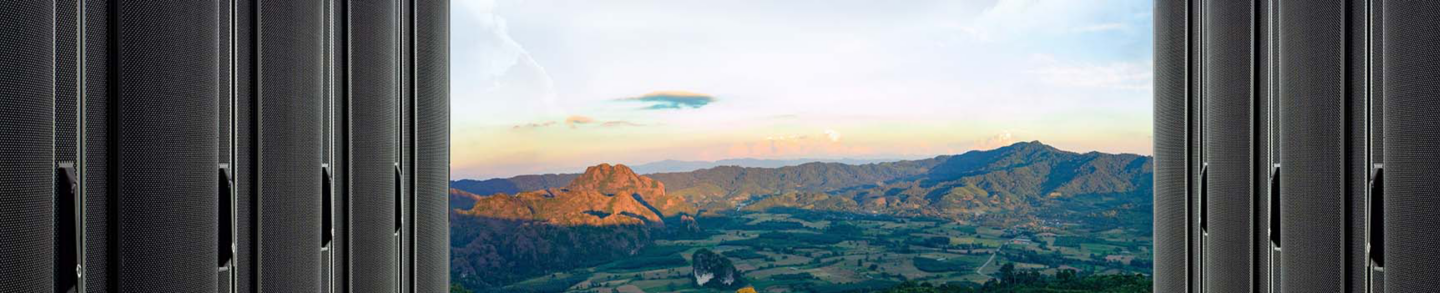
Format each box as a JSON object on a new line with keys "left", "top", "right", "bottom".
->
{"left": 643, "top": 141, "right": 1151, "bottom": 227}
{"left": 449, "top": 173, "right": 578, "bottom": 197}
{"left": 628, "top": 158, "right": 900, "bottom": 174}
{"left": 447, "top": 158, "right": 898, "bottom": 196}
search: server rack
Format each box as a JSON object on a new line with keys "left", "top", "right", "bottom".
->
{"left": 414, "top": 0, "right": 450, "bottom": 292}
{"left": 1153, "top": 0, "right": 1190, "bottom": 292}
{"left": 1380, "top": 1, "right": 1440, "bottom": 291}
{"left": 347, "top": 0, "right": 401, "bottom": 291}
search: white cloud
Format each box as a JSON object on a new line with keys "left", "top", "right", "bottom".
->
{"left": 1028, "top": 54, "right": 1152, "bottom": 90}
{"left": 451, "top": 0, "right": 563, "bottom": 124}
{"left": 824, "top": 129, "right": 843, "bottom": 142}
{"left": 1070, "top": 23, "right": 1128, "bottom": 33}
{"left": 972, "top": 131, "right": 1017, "bottom": 150}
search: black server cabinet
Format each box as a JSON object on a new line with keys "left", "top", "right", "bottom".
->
{"left": 0, "top": 1, "right": 58, "bottom": 292}
{"left": 1200, "top": 1, "right": 1262, "bottom": 291}
{"left": 237, "top": 0, "right": 328, "bottom": 291}
{"left": 1381, "top": 1, "right": 1440, "bottom": 291}
{"left": 414, "top": 0, "right": 451, "bottom": 291}
{"left": 112, "top": 0, "right": 220, "bottom": 291}
{"left": 348, "top": 0, "right": 401, "bottom": 291}
{"left": 1275, "top": 0, "right": 1369, "bottom": 292}
{"left": 1152, "top": 0, "right": 1190, "bottom": 291}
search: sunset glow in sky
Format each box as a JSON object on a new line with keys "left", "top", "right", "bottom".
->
{"left": 451, "top": 0, "right": 1154, "bottom": 179}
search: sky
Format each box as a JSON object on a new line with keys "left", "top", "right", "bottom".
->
{"left": 451, "top": 0, "right": 1155, "bottom": 180}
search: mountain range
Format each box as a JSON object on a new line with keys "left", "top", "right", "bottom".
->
{"left": 448, "top": 141, "right": 1153, "bottom": 290}
{"left": 628, "top": 157, "right": 901, "bottom": 174}
{"left": 451, "top": 141, "right": 1152, "bottom": 227}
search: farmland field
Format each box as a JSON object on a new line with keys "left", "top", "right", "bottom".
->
{"left": 505, "top": 210, "right": 1151, "bottom": 293}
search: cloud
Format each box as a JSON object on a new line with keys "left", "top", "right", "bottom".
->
{"left": 513, "top": 115, "right": 643, "bottom": 130}
{"left": 1029, "top": 54, "right": 1152, "bottom": 90}
{"left": 972, "top": 131, "right": 1017, "bottom": 150}
{"left": 511, "top": 121, "right": 557, "bottom": 130}
{"left": 601, "top": 121, "right": 645, "bottom": 128}
{"left": 617, "top": 90, "right": 717, "bottom": 110}
{"left": 1070, "top": 23, "right": 1128, "bottom": 33}
{"left": 564, "top": 115, "right": 596, "bottom": 128}
{"left": 723, "top": 130, "right": 872, "bottom": 159}
{"left": 823, "top": 129, "right": 842, "bottom": 142}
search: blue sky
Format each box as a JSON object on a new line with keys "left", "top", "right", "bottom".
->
{"left": 451, "top": 0, "right": 1155, "bottom": 179}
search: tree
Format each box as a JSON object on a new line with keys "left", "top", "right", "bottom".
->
{"left": 999, "top": 263, "right": 1016, "bottom": 285}
{"left": 449, "top": 283, "right": 473, "bottom": 293}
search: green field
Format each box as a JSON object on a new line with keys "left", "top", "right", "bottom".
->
{"left": 511, "top": 210, "right": 1151, "bottom": 293}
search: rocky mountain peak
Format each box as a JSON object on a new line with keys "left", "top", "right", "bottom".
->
{"left": 567, "top": 163, "right": 666, "bottom": 198}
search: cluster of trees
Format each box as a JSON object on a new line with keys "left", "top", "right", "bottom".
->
{"left": 449, "top": 218, "right": 653, "bottom": 290}
{"left": 877, "top": 263, "right": 1151, "bottom": 293}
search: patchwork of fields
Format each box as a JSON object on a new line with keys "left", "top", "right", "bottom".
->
{"left": 505, "top": 210, "right": 1151, "bottom": 293}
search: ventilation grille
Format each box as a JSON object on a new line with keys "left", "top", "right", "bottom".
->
{"left": 0, "top": 4, "right": 56, "bottom": 292}
{"left": 1382, "top": 1, "right": 1440, "bottom": 291}
{"left": 114, "top": 1, "right": 219, "bottom": 291}
{"left": 254, "top": 0, "right": 326, "bottom": 290}
{"left": 348, "top": 0, "right": 400, "bottom": 291}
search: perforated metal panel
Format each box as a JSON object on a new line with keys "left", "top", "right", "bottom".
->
{"left": 219, "top": 0, "right": 232, "bottom": 165}
{"left": 254, "top": 0, "right": 326, "bottom": 290}
{"left": 0, "top": 1, "right": 55, "bottom": 291}
{"left": 415, "top": 0, "right": 449, "bottom": 291}
{"left": 1382, "top": 1, "right": 1440, "bottom": 291}
{"left": 1153, "top": 0, "right": 1189, "bottom": 292}
{"left": 1276, "top": 0, "right": 1362, "bottom": 291}
{"left": 1342, "top": 1, "right": 1369, "bottom": 292}
{"left": 114, "top": 0, "right": 219, "bottom": 291}
{"left": 1202, "top": 1, "right": 1259, "bottom": 291}
{"left": 349, "top": 0, "right": 400, "bottom": 291}
{"left": 56, "top": 0, "right": 77, "bottom": 167}
{"left": 82, "top": 0, "right": 110, "bottom": 290}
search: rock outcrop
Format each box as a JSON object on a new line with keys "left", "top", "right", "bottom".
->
{"left": 691, "top": 249, "right": 743, "bottom": 289}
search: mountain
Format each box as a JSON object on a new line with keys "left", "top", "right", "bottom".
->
{"left": 455, "top": 163, "right": 696, "bottom": 227}
{"left": 827, "top": 141, "right": 1152, "bottom": 228}
{"left": 629, "top": 158, "right": 900, "bottom": 174}
{"left": 648, "top": 141, "right": 1151, "bottom": 229}
{"left": 449, "top": 188, "right": 483, "bottom": 211}
{"left": 449, "top": 173, "right": 578, "bottom": 198}
{"left": 449, "top": 141, "right": 1152, "bottom": 228}
{"left": 449, "top": 164, "right": 692, "bottom": 290}
{"left": 448, "top": 141, "right": 1153, "bottom": 290}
